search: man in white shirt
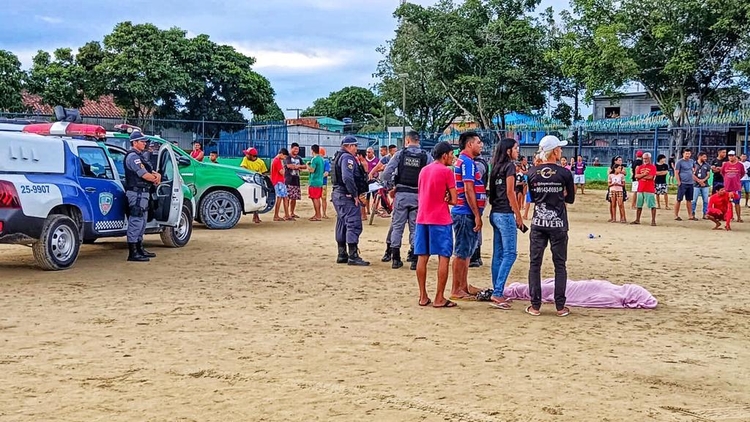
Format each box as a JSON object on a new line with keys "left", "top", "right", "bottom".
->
{"left": 741, "top": 153, "right": 750, "bottom": 208}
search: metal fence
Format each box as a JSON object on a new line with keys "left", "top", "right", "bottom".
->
{"left": 0, "top": 111, "right": 288, "bottom": 158}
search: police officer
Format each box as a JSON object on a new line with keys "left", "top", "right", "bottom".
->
{"left": 381, "top": 131, "right": 432, "bottom": 270}
{"left": 124, "top": 131, "right": 161, "bottom": 262}
{"left": 332, "top": 136, "right": 370, "bottom": 266}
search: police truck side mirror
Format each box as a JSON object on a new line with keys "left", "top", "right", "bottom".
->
{"left": 177, "top": 156, "right": 191, "bottom": 167}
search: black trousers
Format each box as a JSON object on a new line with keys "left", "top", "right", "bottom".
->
{"left": 528, "top": 229, "right": 568, "bottom": 311}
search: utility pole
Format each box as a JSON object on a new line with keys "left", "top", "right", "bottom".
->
{"left": 286, "top": 108, "right": 303, "bottom": 120}
{"left": 398, "top": 73, "right": 409, "bottom": 147}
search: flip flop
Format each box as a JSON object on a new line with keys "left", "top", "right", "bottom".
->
{"left": 433, "top": 300, "right": 457, "bottom": 308}
{"left": 418, "top": 298, "right": 432, "bottom": 307}
{"left": 273, "top": 217, "right": 284, "bottom": 222}
{"left": 490, "top": 301, "right": 512, "bottom": 310}
{"left": 449, "top": 295, "right": 476, "bottom": 301}
{"left": 309, "top": 217, "right": 321, "bottom": 221}
{"left": 525, "top": 305, "right": 540, "bottom": 316}
{"left": 674, "top": 217, "right": 683, "bottom": 221}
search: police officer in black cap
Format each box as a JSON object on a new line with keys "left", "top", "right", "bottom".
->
{"left": 124, "top": 131, "right": 161, "bottom": 262}
{"left": 331, "top": 135, "right": 370, "bottom": 266}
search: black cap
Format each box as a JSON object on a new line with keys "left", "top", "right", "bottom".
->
{"left": 432, "top": 141, "right": 454, "bottom": 159}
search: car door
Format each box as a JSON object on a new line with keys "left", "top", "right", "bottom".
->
{"left": 153, "top": 143, "right": 183, "bottom": 227}
{"left": 76, "top": 145, "right": 128, "bottom": 234}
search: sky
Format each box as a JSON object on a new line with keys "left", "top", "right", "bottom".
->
{"left": 0, "top": 0, "right": 572, "bottom": 119}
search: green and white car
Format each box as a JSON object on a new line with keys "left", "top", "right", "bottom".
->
{"left": 105, "top": 127, "right": 275, "bottom": 230}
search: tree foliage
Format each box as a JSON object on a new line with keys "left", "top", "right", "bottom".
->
{"left": 252, "top": 101, "right": 285, "bottom": 123}
{"left": 564, "top": 0, "right": 750, "bottom": 150}
{"left": 386, "top": 0, "right": 552, "bottom": 130}
{"left": 0, "top": 50, "right": 25, "bottom": 112}
{"left": 26, "top": 21, "right": 276, "bottom": 131}
{"left": 26, "top": 48, "right": 87, "bottom": 108}
{"left": 302, "top": 86, "right": 381, "bottom": 123}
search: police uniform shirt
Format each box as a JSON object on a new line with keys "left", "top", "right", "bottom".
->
{"left": 381, "top": 146, "right": 433, "bottom": 190}
{"left": 339, "top": 151, "right": 360, "bottom": 197}
{"left": 126, "top": 149, "right": 149, "bottom": 180}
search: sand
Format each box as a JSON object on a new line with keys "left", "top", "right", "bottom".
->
{"left": 1, "top": 190, "right": 749, "bottom": 422}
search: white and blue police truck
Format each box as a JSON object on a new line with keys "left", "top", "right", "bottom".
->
{"left": 0, "top": 130, "right": 194, "bottom": 270}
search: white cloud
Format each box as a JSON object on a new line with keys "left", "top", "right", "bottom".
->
{"left": 230, "top": 44, "right": 352, "bottom": 71}
{"left": 35, "top": 15, "right": 63, "bottom": 24}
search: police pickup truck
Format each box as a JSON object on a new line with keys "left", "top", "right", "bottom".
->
{"left": 0, "top": 130, "right": 193, "bottom": 270}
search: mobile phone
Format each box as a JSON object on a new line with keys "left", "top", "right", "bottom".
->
{"left": 519, "top": 224, "right": 529, "bottom": 233}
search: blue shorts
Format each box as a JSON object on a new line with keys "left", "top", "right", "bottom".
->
{"left": 733, "top": 191, "right": 741, "bottom": 204}
{"left": 452, "top": 213, "right": 479, "bottom": 259}
{"left": 414, "top": 224, "right": 453, "bottom": 258}
{"left": 274, "top": 182, "right": 288, "bottom": 198}
{"left": 743, "top": 180, "right": 750, "bottom": 194}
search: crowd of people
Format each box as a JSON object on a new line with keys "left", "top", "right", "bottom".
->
{"left": 600, "top": 148, "right": 750, "bottom": 229}
{"left": 219, "top": 133, "right": 748, "bottom": 315}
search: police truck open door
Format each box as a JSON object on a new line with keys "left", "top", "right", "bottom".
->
{"left": 154, "top": 144, "right": 183, "bottom": 227}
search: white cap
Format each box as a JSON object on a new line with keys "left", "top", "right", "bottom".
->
{"left": 728, "top": 150, "right": 736, "bottom": 155}
{"left": 538, "top": 135, "right": 568, "bottom": 152}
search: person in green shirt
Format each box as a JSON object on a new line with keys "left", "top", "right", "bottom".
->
{"left": 308, "top": 144, "right": 326, "bottom": 221}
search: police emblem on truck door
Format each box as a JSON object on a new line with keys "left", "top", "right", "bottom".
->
{"left": 99, "top": 192, "right": 114, "bottom": 216}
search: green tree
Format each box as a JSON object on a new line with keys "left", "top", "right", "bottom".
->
{"left": 25, "top": 48, "right": 87, "bottom": 108}
{"left": 375, "top": 19, "right": 460, "bottom": 134}
{"left": 86, "top": 22, "right": 192, "bottom": 123}
{"left": 551, "top": 102, "right": 573, "bottom": 126}
{"left": 0, "top": 50, "right": 25, "bottom": 112}
{"left": 564, "top": 0, "right": 750, "bottom": 152}
{"left": 252, "top": 101, "right": 285, "bottom": 123}
{"left": 392, "top": 0, "right": 551, "bottom": 130}
{"left": 302, "top": 86, "right": 381, "bottom": 123}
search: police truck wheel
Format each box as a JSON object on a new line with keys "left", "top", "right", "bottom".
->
{"left": 161, "top": 203, "right": 193, "bottom": 247}
{"left": 200, "top": 190, "right": 242, "bottom": 230}
{"left": 32, "top": 214, "right": 81, "bottom": 271}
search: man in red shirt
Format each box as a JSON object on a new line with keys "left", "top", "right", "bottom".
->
{"left": 271, "top": 148, "right": 290, "bottom": 221}
{"left": 706, "top": 185, "right": 735, "bottom": 230}
{"left": 631, "top": 152, "right": 658, "bottom": 226}
{"left": 721, "top": 150, "right": 745, "bottom": 223}
{"left": 415, "top": 142, "right": 458, "bottom": 308}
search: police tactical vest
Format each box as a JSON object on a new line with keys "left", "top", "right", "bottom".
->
{"left": 332, "top": 150, "right": 369, "bottom": 195}
{"left": 124, "top": 150, "right": 153, "bottom": 191}
{"left": 395, "top": 148, "right": 428, "bottom": 193}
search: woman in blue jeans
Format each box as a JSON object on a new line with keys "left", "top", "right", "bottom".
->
{"left": 487, "top": 138, "right": 525, "bottom": 309}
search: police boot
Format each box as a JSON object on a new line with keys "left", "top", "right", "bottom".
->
{"left": 137, "top": 241, "right": 156, "bottom": 258}
{"left": 381, "top": 243, "right": 392, "bottom": 262}
{"left": 347, "top": 243, "right": 370, "bottom": 266}
{"left": 336, "top": 242, "right": 349, "bottom": 264}
{"left": 391, "top": 248, "right": 404, "bottom": 269}
{"left": 127, "top": 242, "right": 149, "bottom": 262}
{"left": 469, "top": 246, "right": 482, "bottom": 268}
{"left": 407, "top": 248, "right": 415, "bottom": 263}
{"left": 410, "top": 258, "right": 418, "bottom": 271}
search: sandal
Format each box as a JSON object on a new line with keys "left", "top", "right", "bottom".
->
{"left": 433, "top": 300, "right": 457, "bottom": 308}
{"left": 419, "top": 298, "right": 432, "bottom": 307}
{"left": 525, "top": 305, "right": 540, "bottom": 316}
{"left": 273, "top": 217, "right": 284, "bottom": 222}
{"left": 557, "top": 307, "right": 571, "bottom": 317}
{"left": 674, "top": 216, "right": 683, "bottom": 221}
{"left": 689, "top": 217, "right": 698, "bottom": 221}
{"left": 490, "top": 300, "right": 512, "bottom": 310}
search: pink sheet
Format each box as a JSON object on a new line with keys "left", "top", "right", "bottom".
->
{"left": 503, "top": 279, "right": 658, "bottom": 309}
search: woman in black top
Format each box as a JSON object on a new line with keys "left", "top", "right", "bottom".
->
{"left": 655, "top": 154, "right": 670, "bottom": 209}
{"left": 487, "top": 138, "right": 524, "bottom": 310}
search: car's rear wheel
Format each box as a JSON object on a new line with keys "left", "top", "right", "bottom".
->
{"left": 200, "top": 190, "right": 242, "bottom": 230}
{"left": 161, "top": 202, "right": 193, "bottom": 247}
{"left": 32, "top": 214, "right": 81, "bottom": 271}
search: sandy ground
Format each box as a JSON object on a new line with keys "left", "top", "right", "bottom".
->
{"left": 1, "top": 190, "right": 749, "bottom": 422}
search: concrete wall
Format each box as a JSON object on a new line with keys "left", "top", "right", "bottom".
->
{"left": 593, "top": 95, "right": 660, "bottom": 120}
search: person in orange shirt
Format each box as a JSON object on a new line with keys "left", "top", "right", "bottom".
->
{"left": 706, "top": 184, "right": 735, "bottom": 230}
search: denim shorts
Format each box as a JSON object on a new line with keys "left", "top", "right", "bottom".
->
{"left": 743, "top": 180, "right": 750, "bottom": 193}
{"left": 414, "top": 224, "right": 453, "bottom": 258}
{"left": 452, "top": 213, "right": 479, "bottom": 259}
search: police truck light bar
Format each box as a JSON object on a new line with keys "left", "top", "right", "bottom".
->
{"left": 23, "top": 122, "right": 107, "bottom": 139}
